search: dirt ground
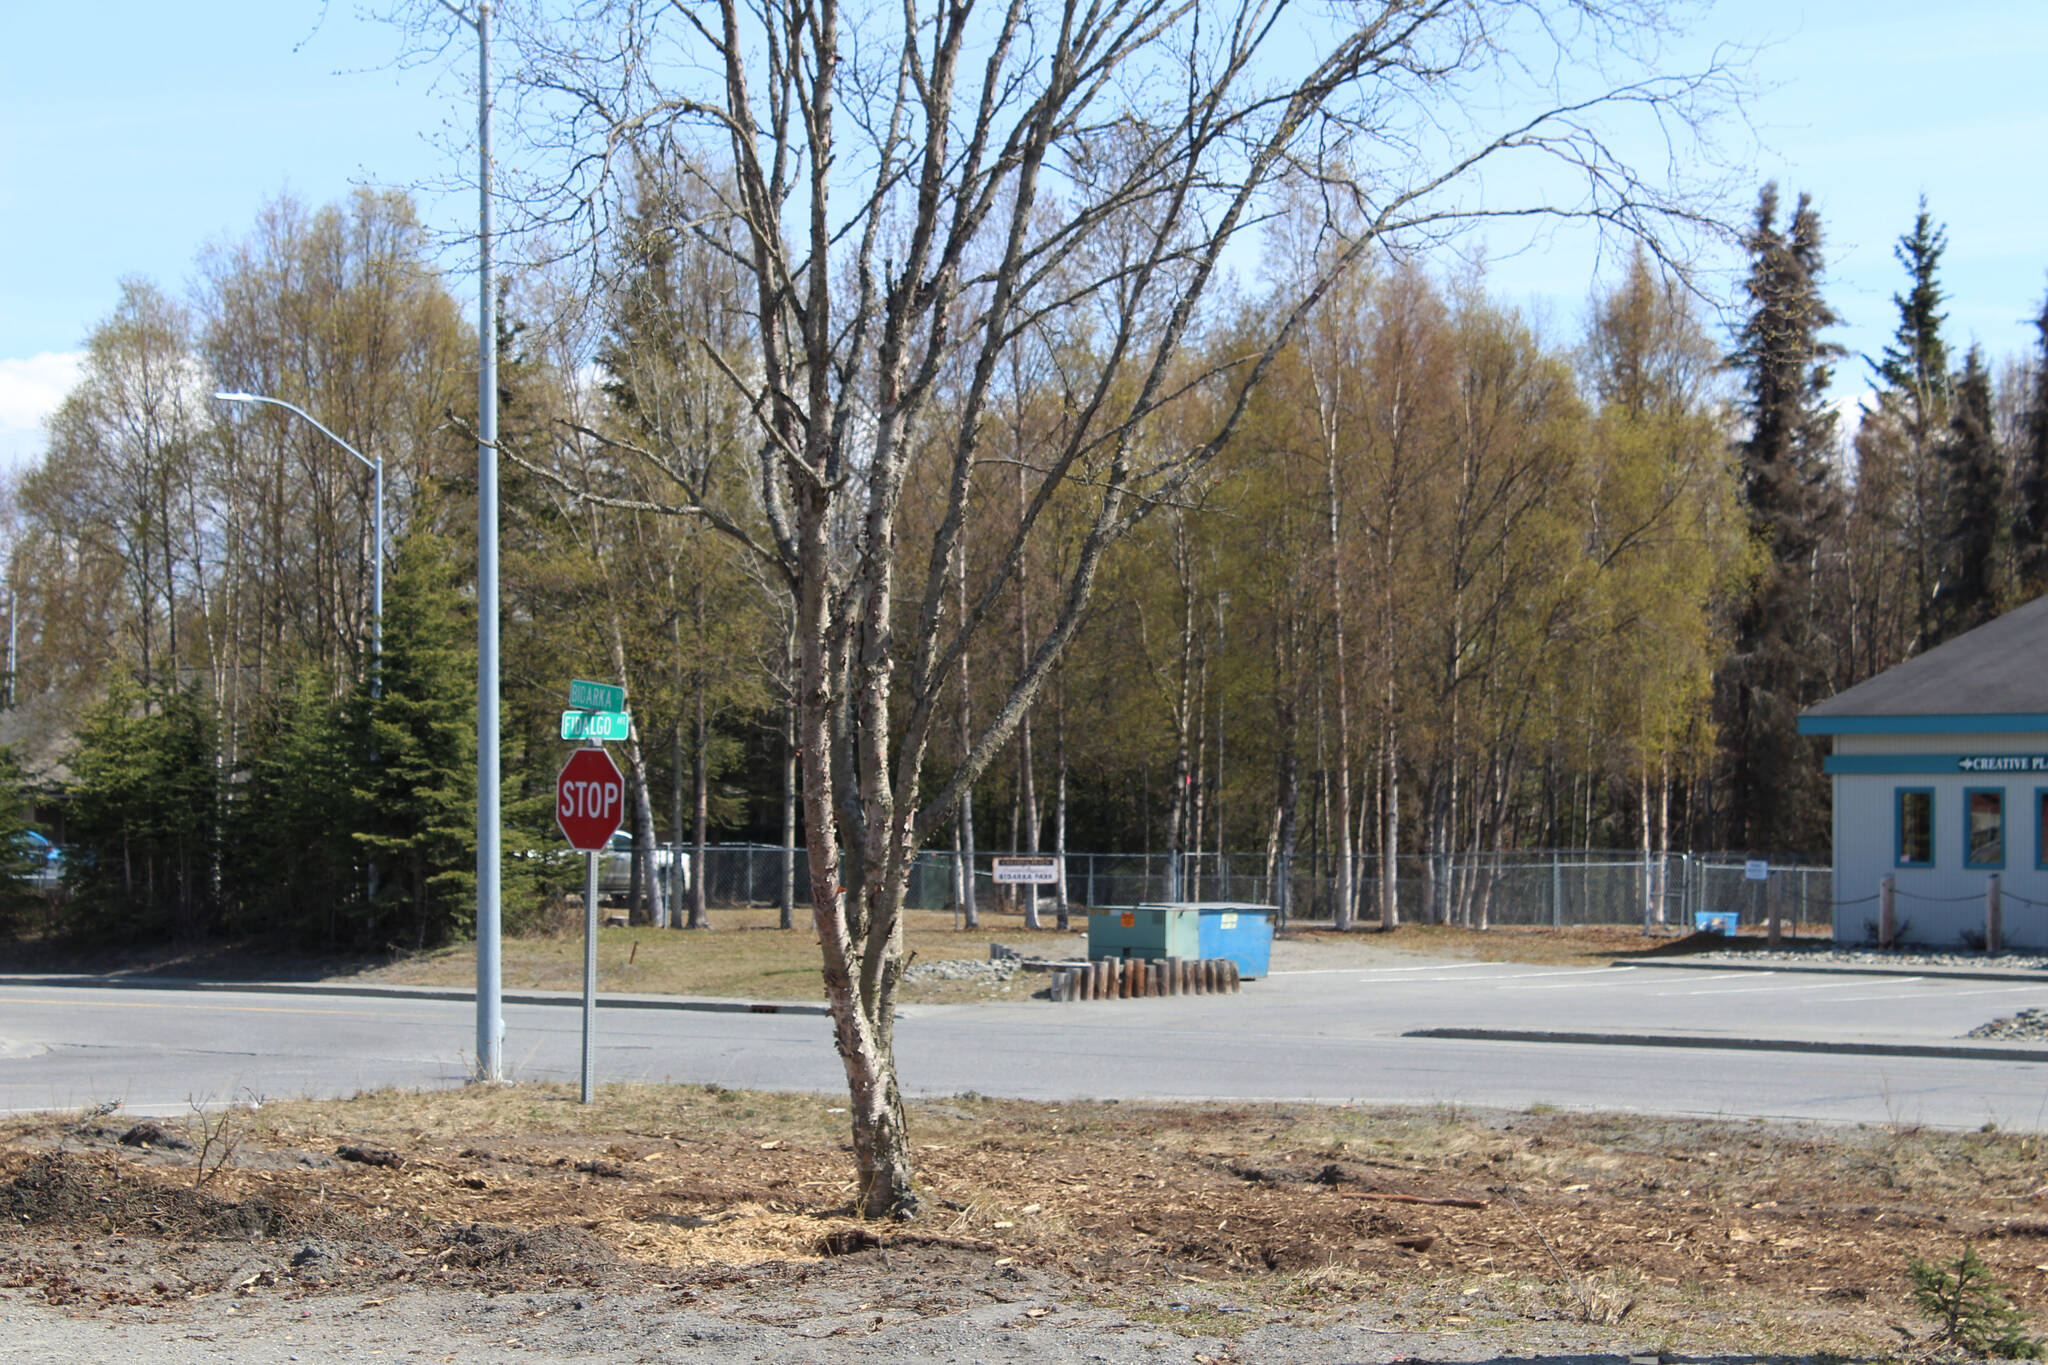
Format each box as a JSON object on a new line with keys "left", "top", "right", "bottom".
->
{"left": 5, "top": 1077, "right": 2046, "bottom": 1362}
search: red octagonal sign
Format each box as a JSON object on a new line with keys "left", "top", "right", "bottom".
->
{"left": 556, "top": 747, "right": 626, "bottom": 851}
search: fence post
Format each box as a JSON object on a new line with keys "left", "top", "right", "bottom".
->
{"left": 1766, "top": 874, "right": 1781, "bottom": 947}
{"left": 1988, "top": 873, "right": 2003, "bottom": 955}
{"left": 1551, "top": 852, "right": 1563, "bottom": 929}
{"left": 1880, "top": 874, "right": 1896, "bottom": 948}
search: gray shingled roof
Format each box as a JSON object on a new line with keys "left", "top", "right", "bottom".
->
{"left": 1804, "top": 593, "right": 2048, "bottom": 718}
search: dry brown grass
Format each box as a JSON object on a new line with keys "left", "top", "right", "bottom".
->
{"left": 12, "top": 1083, "right": 2044, "bottom": 1357}
{"left": 349, "top": 906, "right": 1088, "bottom": 1002}
{"left": 344, "top": 914, "right": 1796, "bottom": 1002}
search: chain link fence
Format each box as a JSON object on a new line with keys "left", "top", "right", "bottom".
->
{"left": 669, "top": 844, "right": 1834, "bottom": 929}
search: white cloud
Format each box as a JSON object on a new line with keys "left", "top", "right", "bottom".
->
{"left": 0, "top": 352, "right": 82, "bottom": 476}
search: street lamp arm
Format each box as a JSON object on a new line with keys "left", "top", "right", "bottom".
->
{"left": 213, "top": 392, "right": 379, "bottom": 476}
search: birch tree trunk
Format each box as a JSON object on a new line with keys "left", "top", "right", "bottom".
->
{"left": 493, "top": 0, "right": 1734, "bottom": 1222}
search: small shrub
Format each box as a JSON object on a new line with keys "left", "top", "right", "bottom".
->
{"left": 1908, "top": 1244, "right": 2044, "bottom": 1358}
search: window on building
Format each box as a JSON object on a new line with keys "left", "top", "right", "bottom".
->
{"left": 1896, "top": 788, "right": 1934, "bottom": 867}
{"left": 2038, "top": 790, "right": 2048, "bottom": 870}
{"left": 1966, "top": 788, "right": 2004, "bottom": 869}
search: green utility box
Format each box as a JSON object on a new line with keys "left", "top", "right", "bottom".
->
{"left": 1088, "top": 905, "right": 1200, "bottom": 962}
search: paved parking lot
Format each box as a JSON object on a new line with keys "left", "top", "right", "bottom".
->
{"left": 5, "top": 959, "right": 2048, "bottom": 1129}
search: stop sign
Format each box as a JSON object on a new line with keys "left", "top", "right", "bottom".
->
{"left": 556, "top": 747, "right": 626, "bottom": 851}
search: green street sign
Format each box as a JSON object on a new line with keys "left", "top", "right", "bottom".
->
{"left": 560, "top": 709, "right": 632, "bottom": 741}
{"left": 568, "top": 678, "right": 625, "bottom": 712}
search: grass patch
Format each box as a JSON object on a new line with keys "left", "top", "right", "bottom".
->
{"left": 350, "top": 906, "right": 1086, "bottom": 1002}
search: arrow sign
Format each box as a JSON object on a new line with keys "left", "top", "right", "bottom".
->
{"left": 568, "top": 678, "right": 625, "bottom": 712}
{"left": 556, "top": 747, "right": 626, "bottom": 851}
{"left": 560, "top": 709, "right": 632, "bottom": 741}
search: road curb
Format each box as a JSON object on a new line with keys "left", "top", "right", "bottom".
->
{"left": 1615, "top": 958, "right": 2048, "bottom": 984}
{"left": 0, "top": 974, "right": 830, "bottom": 1016}
{"left": 1405, "top": 1026, "right": 2048, "bottom": 1064}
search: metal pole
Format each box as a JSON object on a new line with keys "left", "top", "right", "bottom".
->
{"left": 474, "top": 0, "right": 504, "bottom": 1083}
{"left": 581, "top": 845, "right": 597, "bottom": 1104}
{"left": 370, "top": 458, "right": 384, "bottom": 698}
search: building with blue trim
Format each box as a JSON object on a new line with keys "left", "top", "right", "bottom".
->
{"left": 1799, "top": 596, "right": 2048, "bottom": 946}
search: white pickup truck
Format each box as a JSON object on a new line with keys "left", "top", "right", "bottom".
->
{"left": 595, "top": 831, "right": 690, "bottom": 905}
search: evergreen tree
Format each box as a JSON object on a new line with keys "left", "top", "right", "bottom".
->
{"left": 354, "top": 531, "right": 477, "bottom": 951}
{"left": 1929, "top": 346, "right": 2002, "bottom": 642}
{"left": 223, "top": 666, "right": 367, "bottom": 945}
{"left": 1867, "top": 199, "right": 1954, "bottom": 644}
{"left": 2012, "top": 297, "right": 2048, "bottom": 599}
{"left": 0, "top": 748, "right": 51, "bottom": 937}
{"left": 1717, "top": 184, "right": 1843, "bottom": 853}
{"left": 65, "top": 681, "right": 218, "bottom": 941}
{"left": 1873, "top": 200, "right": 1952, "bottom": 439}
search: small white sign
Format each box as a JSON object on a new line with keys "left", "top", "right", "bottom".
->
{"left": 991, "top": 856, "right": 1060, "bottom": 885}
{"left": 1744, "top": 859, "right": 1770, "bottom": 881}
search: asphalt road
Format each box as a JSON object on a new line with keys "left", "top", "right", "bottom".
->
{"left": 6, "top": 960, "right": 2048, "bottom": 1129}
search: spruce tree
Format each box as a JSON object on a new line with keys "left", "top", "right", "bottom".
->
{"left": 1718, "top": 184, "right": 1843, "bottom": 853}
{"left": 1868, "top": 199, "right": 1954, "bottom": 645}
{"left": 354, "top": 531, "right": 478, "bottom": 951}
{"left": 1929, "top": 346, "right": 2002, "bottom": 643}
{"left": 2013, "top": 297, "right": 2048, "bottom": 599}
{"left": 65, "top": 682, "right": 219, "bottom": 942}
{"left": 224, "top": 666, "right": 366, "bottom": 945}
{"left": 0, "top": 748, "right": 50, "bottom": 938}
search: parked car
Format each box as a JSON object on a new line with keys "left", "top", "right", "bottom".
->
{"left": 596, "top": 832, "right": 690, "bottom": 906}
{"left": 20, "top": 831, "right": 62, "bottom": 891}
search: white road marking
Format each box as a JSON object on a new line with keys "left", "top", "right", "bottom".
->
{"left": 1680, "top": 977, "right": 1915, "bottom": 996}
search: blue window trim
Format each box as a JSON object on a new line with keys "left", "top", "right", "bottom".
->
{"left": 2036, "top": 788, "right": 2048, "bottom": 871}
{"left": 1895, "top": 787, "right": 1935, "bottom": 868}
{"left": 1964, "top": 786, "right": 2006, "bottom": 870}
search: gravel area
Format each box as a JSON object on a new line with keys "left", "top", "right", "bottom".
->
{"left": 1681, "top": 942, "right": 2048, "bottom": 973}
{"left": 901, "top": 957, "right": 1025, "bottom": 984}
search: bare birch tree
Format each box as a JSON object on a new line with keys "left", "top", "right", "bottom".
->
{"left": 437, "top": 0, "right": 1735, "bottom": 1217}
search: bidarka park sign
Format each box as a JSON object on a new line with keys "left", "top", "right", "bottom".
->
{"left": 1956, "top": 756, "right": 2048, "bottom": 773}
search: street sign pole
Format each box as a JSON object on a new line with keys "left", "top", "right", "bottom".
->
{"left": 557, "top": 740, "right": 625, "bottom": 1106}
{"left": 580, "top": 733, "right": 605, "bottom": 1107}
{"left": 582, "top": 816, "right": 598, "bottom": 1105}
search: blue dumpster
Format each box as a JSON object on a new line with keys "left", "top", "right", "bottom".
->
{"left": 1143, "top": 902, "right": 1275, "bottom": 979}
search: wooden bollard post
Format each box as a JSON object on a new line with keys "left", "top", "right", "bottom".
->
{"left": 1164, "top": 956, "right": 1178, "bottom": 996}
{"left": 1880, "top": 874, "right": 1896, "bottom": 949}
{"left": 1989, "top": 873, "right": 2004, "bottom": 955}
{"left": 1228, "top": 960, "right": 1241, "bottom": 993}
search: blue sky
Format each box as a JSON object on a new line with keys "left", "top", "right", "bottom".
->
{"left": 3, "top": 2, "right": 2046, "bottom": 471}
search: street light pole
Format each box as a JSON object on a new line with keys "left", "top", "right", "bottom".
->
{"left": 211, "top": 392, "right": 384, "bottom": 695}
{"left": 438, "top": 0, "right": 503, "bottom": 1082}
